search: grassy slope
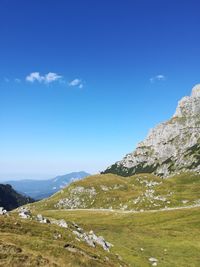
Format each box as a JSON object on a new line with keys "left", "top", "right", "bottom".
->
{"left": 3, "top": 172, "right": 200, "bottom": 266}
{"left": 30, "top": 172, "right": 200, "bottom": 212}
{"left": 0, "top": 214, "right": 126, "bottom": 267}
{"left": 40, "top": 207, "right": 200, "bottom": 267}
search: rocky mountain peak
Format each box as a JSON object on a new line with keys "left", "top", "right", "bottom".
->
{"left": 191, "top": 84, "right": 200, "bottom": 97}
{"left": 173, "top": 84, "right": 200, "bottom": 118}
{"left": 103, "top": 85, "right": 200, "bottom": 177}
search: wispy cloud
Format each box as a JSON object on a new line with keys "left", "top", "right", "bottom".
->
{"left": 26, "top": 72, "right": 62, "bottom": 84}
{"left": 45, "top": 72, "right": 62, "bottom": 83}
{"left": 150, "top": 74, "right": 166, "bottom": 83}
{"left": 3, "top": 73, "right": 85, "bottom": 89}
{"left": 69, "top": 78, "right": 83, "bottom": 88}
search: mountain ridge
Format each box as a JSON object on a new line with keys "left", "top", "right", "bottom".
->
{"left": 4, "top": 171, "right": 90, "bottom": 200}
{"left": 0, "top": 184, "right": 34, "bottom": 211}
{"left": 103, "top": 84, "right": 200, "bottom": 177}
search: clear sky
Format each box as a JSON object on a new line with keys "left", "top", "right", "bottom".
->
{"left": 0, "top": 0, "right": 200, "bottom": 180}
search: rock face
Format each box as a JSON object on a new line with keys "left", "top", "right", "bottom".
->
{"left": 104, "top": 85, "right": 200, "bottom": 177}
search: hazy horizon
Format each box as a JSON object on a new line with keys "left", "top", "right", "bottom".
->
{"left": 0, "top": 170, "right": 92, "bottom": 182}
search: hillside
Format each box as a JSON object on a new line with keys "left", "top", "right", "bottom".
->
{"left": 0, "top": 184, "right": 34, "bottom": 211}
{"left": 0, "top": 212, "right": 125, "bottom": 267}
{"left": 3, "top": 172, "right": 200, "bottom": 266}
{"left": 5, "top": 171, "right": 90, "bottom": 200}
{"left": 28, "top": 172, "right": 200, "bottom": 212}
{"left": 7, "top": 205, "right": 200, "bottom": 267}
{"left": 43, "top": 207, "right": 200, "bottom": 267}
{"left": 103, "top": 84, "right": 200, "bottom": 177}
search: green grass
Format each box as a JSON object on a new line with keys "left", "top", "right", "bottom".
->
{"left": 0, "top": 214, "right": 126, "bottom": 267}
{"left": 30, "top": 172, "right": 200, "bottom": 212}
{"left": 3, "top": 172, "right": 200, "bottom": 266}
{"left": 40, "top": 207, "right": 200, "bottom": 267}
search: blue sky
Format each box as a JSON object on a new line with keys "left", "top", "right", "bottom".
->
{"left": 0, "top": 0, "right": 200, "bottom": 180}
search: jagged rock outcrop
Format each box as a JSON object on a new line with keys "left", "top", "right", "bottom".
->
{"left": 103, "top": 84, "right": 200, "bottom": 177}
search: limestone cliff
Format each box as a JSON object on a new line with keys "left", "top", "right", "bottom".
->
{"left": 104, "top": 84, "right": 200, "bottom": 177}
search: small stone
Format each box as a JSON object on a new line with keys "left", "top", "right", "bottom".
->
{"left": 18, "top": 207, "right": 31, "bottom": 219}
{"left": 53, "top": 233, "right": 62, "bottom": 239}
{"left": 58, "top": 219, "right": 68, "bottom": 228}
{"left": 149, "top": 257, "right": 158, "bottom": 262}
{"left": 0, "top": 207, "right": 7, "bottom": 215}
{"left": 36, "top": 214, "right": 50, "bottom": 224}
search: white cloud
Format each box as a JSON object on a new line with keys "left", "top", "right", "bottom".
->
{"left": 26, "top": 72, "right": 43, "bottom": 82}
{"left": 26, "top": 72, "right": 62, "bottom": 84}
{"left": 25, "top": 73, "right": 84, "bottom": 88}
{"left": 69, "top": 78, "right": 81, "bottom": 86}
{"left": 150, "top": 74, "right": 166, "bottom": 83}
{"left": 44, "top": 72, "right": 62, "bottom": 83}
{"left": 69, "top": 78, "right": 83, "bottom": 88}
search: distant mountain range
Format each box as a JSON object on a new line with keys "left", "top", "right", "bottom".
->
{"left": 4, "top": 171, "right": 90, "bottom": 200}
{"left": 0, "top": 184, "right": 34, "bottom": 211}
